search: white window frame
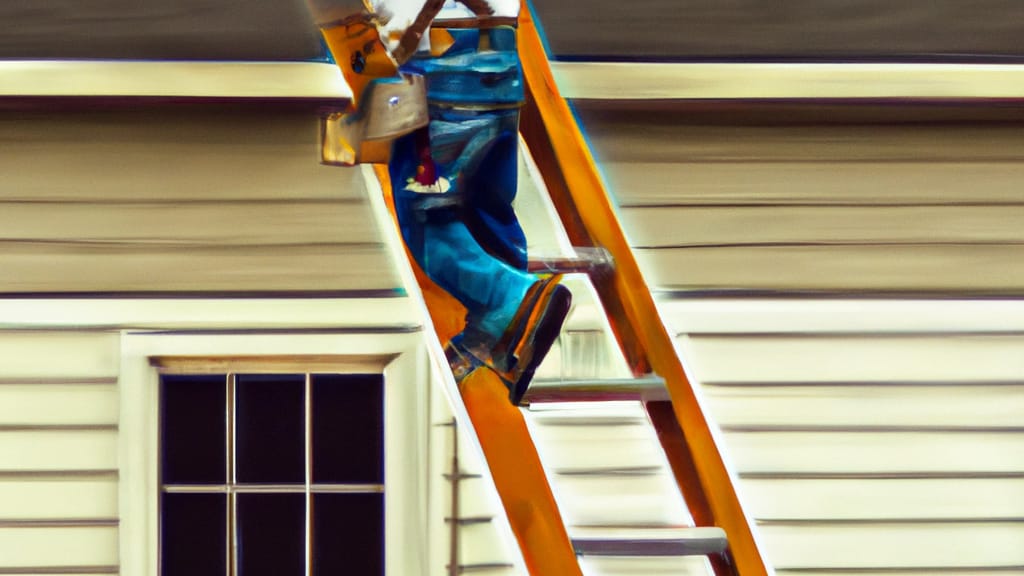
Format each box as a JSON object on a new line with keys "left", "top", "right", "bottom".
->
{"left": 118, "top": 330, "right": 430, "bottom": 576}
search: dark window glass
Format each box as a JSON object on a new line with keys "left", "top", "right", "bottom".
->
{"left": 312, "top": 374, "right": 384, "bottom": 484}
{"left": 161, "top": 374, "right": 226, "bottom": 484}
{"left": 236, "top": 374, "right": 305, "bottom": 484}
{"left": 161, "top": 492, "right": 227, "bottom": 576}
{"left": 237, "top": 493, "right": 306, "bottom": 576}
{"left": 313, "top": 493, "right": 384, "bottom": 576}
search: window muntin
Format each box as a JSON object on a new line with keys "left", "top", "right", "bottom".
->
{"left": 159, "top": 372, "right": 384, "bottom": 576}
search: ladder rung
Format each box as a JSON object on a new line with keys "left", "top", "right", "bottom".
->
{"left": 523, "top": 376, "right": 668, "bottom": 403}
{"left": 556, "top": 465, "right": 663, "bottom": 477}
{"left": 445, "top": 515, "right": 493, "bottom": 525}
{"left": 528, "top": 416, "right": 649, "bottom": 427}
{"left": 447, "top": 563, "right": 515, "bottom": 574}
{"left": 527, "top": 247, "right": 613, "bottom": 275}
{"left": 571, "top": 526, "right": 728, "bottom": 557}
{"left": 443, "top": 472, "right": 483, "bottom": 481}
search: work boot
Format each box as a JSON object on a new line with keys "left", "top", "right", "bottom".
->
{"left": 444, "top": 277, "right": 572, "bottom": 405}
{"left": 491, "top": 277, "right": 573, "bottom": 405}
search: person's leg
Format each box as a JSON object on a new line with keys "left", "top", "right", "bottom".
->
{"left": 390, "top": 102, "right": 571, "bottom": 404}
{"left": 421, "top": 211, "right": 534, "bottom": 342}
{"left": 390, "top": 129, "right": 535, "bottom": 343}
{"left": 462, "top": 127, "right": 528, "bottom": 271}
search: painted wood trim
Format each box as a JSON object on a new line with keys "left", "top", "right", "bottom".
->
{"left": 553, "top": 62, "right": 1024, "bottom": 101}
{"left": 0, "top": 61, "right": 350, "bottom": 100}
{"left": 150, "top": 354, "right": 395, "bottom": 374}
{"left": 119, "top": 331, "right": 430, "bottom": 576}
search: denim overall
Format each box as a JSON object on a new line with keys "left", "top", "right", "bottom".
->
{"left": 389, "top": 26, "right": 537, "bottom": 344}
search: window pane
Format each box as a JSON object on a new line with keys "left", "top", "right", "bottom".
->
{"left": 312, "top": 374, "right": 383, "bottom": 484}
{"left": 236, "top": 374, "right": 305, "bottom": 484}
{"left": 237, "top": 493, "right": 306, "bottom": 576}
{"left": 161, "top": 374, "right": 226, "bottom": 484}
{"left": 161, "top": 492, "right": 227, "bottom": 576}
{"left": 313, "top": 493, "right": 384, "bottom": 576}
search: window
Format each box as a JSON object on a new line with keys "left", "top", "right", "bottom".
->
{"left": 159, "top": 372, "right": 384, "bottom": 576}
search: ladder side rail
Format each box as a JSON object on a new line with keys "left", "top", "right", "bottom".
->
{"left": 516, "top": 4, "right": 771, "bottom": 576}
{"left": 370, "top": 165, "right": 583, "bottom": 576}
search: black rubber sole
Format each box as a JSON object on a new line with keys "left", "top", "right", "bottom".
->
{"left": 507, "top": 284, "right": 572, "bottom": 405}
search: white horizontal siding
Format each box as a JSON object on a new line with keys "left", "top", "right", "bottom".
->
{"left": 595, "top": 116, "right": 1024, "bottom": 295}
{"left": 607, "top": 161, "right": 1024, "bottom": 207}
{"left": 0, "top": 299, "right": 419, "bottom": 331}
{"left": 0, "top": 243, "right": 395, "bottom": 293}
{"left": 680, "top": 335, "right": 1024, "bottom": 383}
{"left": 724, "top": 432, "right": 1024, "bottom": 475}
{"left": 449, "top": 473, "right": 503, "bottom": 521}
{"left": 0, "top": 332, "right": 120, "bottom": 573}
{"left": 0, "top": 112, "right": 361, "bottom": 202}
{"left": 0, "top": 384, "right": 118, "bottom": 426}
{"left": 703, "top": 385, "right": 1024, "bottom": 428}
{"left": 549, "top": 474, "right": 691, "bottom": 528}
{"left": 595, "top": 106, "right": 1024, "bottom": 574}
{"left": 654, "top": 299, "right": 1024, "bottom": 573}
{"left": 0, "top": 479, "right": 117, "bottom": 520}
{"left": 659, "top": 299, "right": 1024, "bottom": 334}
{"left": 741, "top": 478, "right": 1024, "bottom": 521}
{"left": 638, "top": 245, "right": 1024, "bottom": 292}
{"left": 524, "top": 415, "right": 673, "bottom": 473}
{"left": 622, "top": 205, "right": 1024, "bottom": 247}
{"left": 0, "top": 333, "right": 117, "bottom": 379}
{"left": 0, "top": 526, "right": 118, "bottom": 568}
{"left": 522, "top": 401, "right": 694, "bottom": 576}
{"left": 0, "top": 201, "right": 378, "bottom": 246}
{"left": 455, "top": 521, "right": 518, "bottom": 568}
{"left": 760, "top": 523, "right": 1024, "bottom": 570}
{"left": 589, "top": 124, "right": 1024, "bottom": 165}
{"left": 0, "top": 430, "right": 118, "bottom": 472}
{"left": 0, "top": 111, "right": 399, "bottom": 293}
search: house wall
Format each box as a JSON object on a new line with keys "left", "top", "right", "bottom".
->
{"left": 0, "top": 298, "right": 442, "bottom": 575}
{"left": 0, "top": 100, "right": 441, "bottom": 574}
{"left": 582, "top": 105, "right": 1024, "bottom": 573}
{"left": 533, "top": 0, "right": 1024, "bottom": 59}
{"left": 580, "top": 106, "right": 1024, "bottom": 295}
{"left": 0, "top": 331, "right": 120, "bottom": 572}
{"left": 0, "top": 109, "right": 398, "bottom": 295}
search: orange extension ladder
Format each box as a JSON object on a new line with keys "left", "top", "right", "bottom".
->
{"left": 509, "top": 6, "right": 769, "bottom": 574}
{"left": 324, "top": 3, "right": 772, "bottom": 574}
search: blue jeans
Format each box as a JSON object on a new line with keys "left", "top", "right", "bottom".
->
{"left": 390, "top": 28, "right": 536, "bottom": 342}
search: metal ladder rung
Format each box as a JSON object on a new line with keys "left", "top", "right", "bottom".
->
{"left": 523, "top": 375, "right": 668, "bottom": 403}
{"left": 447, "top": 562, "right": 516, "bottom": 574}
{"left": 527, "top": 247, "right": 614, "bottom": 275}
{"left": 554, "top": 465, "right": 663, "bottom": 478}
{"left": 572, "top": 526, "right": 729, "bottom": 557}
{"left": 445, "top": 515, "right": 494, "bottom": 526}
{"left": 443, "top": 472, "right": 482, "bottom": 481}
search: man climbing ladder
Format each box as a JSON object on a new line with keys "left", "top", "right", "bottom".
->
{"left": 309, "top": 0, "right": 572, "bottom": 404}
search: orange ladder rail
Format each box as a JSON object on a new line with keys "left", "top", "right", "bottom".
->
{"left": 516, "top": 3, "right": 771, "bottom": 575}
{"left": 374, "top": 166, "right": 583, "bottom": 576}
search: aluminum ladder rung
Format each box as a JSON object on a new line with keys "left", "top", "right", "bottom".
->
{"left": 572, "top": 526, "right": 729, "bottom": 557}
{"left": 523, "top": 375, "right": 668, "bottom": 403}
{"left": 527, "top": 247, "right": 614, "bottom": 275}
{"left": 447, "top": 562, "right": 515, "bottom": 574}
